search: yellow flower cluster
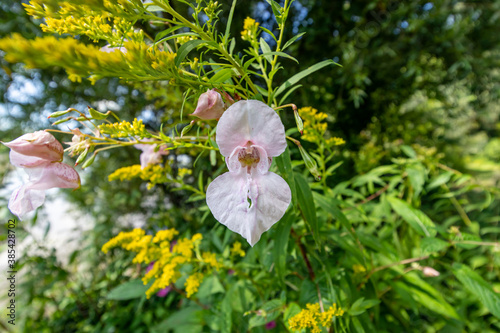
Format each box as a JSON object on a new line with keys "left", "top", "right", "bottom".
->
{"left": 177, "top": 35, "right": 197, "bottom": 45}
{"left": 178, "top": 168, "right": 192, "bottom": 178}
{"left": 102, "top": 228, "right": 220, "bottom": 298}
{"left": 98, "top": 118, "right": 150, "bottom": 138}
{"left": 289, "top": 303, "right": 344, "bottom": 333}
{"left": 230, "top": 241, "right": 246, "bottom": 257}
{"left": 325, "top": 137, "right": 346, "bottom": 146}
{"left": 42, "top": 15, "right": 142, "bottom": 44}
{"left": 185, "top": 272, "right": 204, "bottom": 298}
{"left": 108, "top": 164, "right": 171, "bottom": 189}
{"left": 0, "top": 34, "right": 176, "bottom": 83}
{"left": 241, "top": 17, "right": 260, "bottom": 42}
{"left": 298, "top": 107, "right": 345, "bottom": 147}
{"left": 24, "top": 0, "right": 145, "bottom": 21}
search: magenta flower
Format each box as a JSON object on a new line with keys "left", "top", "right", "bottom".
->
{"left": 265, "top": 320, "right": 276, "bottom": 330}
{"left": 2, "top": 131, "right": 80, "bottom": 219}
{"left": 190, "top": 89, "right": 225, "bottom": 120}
{"left": 134, "top": 140, "right": 168, "bottom": 168}
{"left": 206, "top": 100, "right": 291, "bottom": 246}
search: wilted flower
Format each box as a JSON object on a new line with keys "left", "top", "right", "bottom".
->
{"left": 134, "top": 140, "right": 168, "bottom": 169}
{"left": 2, "top": 131, "right": 80, "bottom": 219}
{"left": 206, "top": 100, "right": 291, "bottom": 246}
{"left": 190, "top": 89, "right": 225, "bottom": 120}
{"left": 3, "top": 130, "right": 64, "bottom": 163}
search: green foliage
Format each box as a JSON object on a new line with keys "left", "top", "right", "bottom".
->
{"left": 0, "top": 0, "right": 498, "bottom": 332}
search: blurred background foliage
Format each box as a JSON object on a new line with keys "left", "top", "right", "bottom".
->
{"left": 0, "top": 0, "right": 499, "bottom": 332}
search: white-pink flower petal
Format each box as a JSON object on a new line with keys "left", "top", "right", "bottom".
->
{"left": 8, "top": 185, "right": 46, "bottom": 220}
{"left": 206, "top": 169, "right": 291, "bottom": 246}
{"left": 216, "top": 100, "right": 287, "bottom": 158}
{"left": 2, "top": 131, "right": 63, "bottom": 162}
{"left": 9, "top": 150, "right": 48, "bottom": 168}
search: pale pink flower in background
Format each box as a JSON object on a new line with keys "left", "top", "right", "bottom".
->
{"left": 206, "top": 100, "right": 291, "bottom": 246}
{"left": 422, "top": 266, "right": 440, "bottom": 277}
{"left": 134, "top": 140, "right": 168, "bottom": 168}
{"left": 190, "top": 89, "right": 225, "bottom": 120}
{"left": 2, "top": 132, "right": 80, "bottom": 220}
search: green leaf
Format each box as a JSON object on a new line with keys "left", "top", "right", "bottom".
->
{"left": 106, "top": 279, "right": 149, "bottom": 300}
{"left": 275, "top": 146, "right": 297, "bottom": 208}
{"left": 175, "top": 40, "right": 207, "bottom": 67}
{"left": 349, "top": 297, "right": 381, "bottom": 316}
{"left": 274, "top": 60, "right": 339, "bottom": 98}
{"left": 387, "top": 197, "right": 437, "bottom": 237}
{"left": 260, "top": 37, "right": 273, "bottom": 64}
{"left": 314, "top": 193, "right": 357, "bottom": 240}
{"left": 260, "top": 51, "right": 298, "bottom": 63}
{"left": 223, "top": 0, "right": 238, "bottom": 44}
{"left": 406, "top": 164, "right": 426, "bottom": 198}
{"left": 154, "top": 25, "right": 183, "bottom": 43}
{"left": 153, "top": 306, "right": 203, "bottom": 332}
{"left": 88, "top": 107, "right": 109, "bottom": 120}
{"left": 404, "top": 273, "right": 460, "bottom": 319}
{"left": 266, "top": 0, "right": 283, "bottom": 24}
{"left": 229, "top": 37, "right": 236, "bottom": 55}
{"left": 279, "top": 84, "right": 302, "bottom": 105}
{"left": 453, "top": 263, "right": 500, "bottom": 319}
{"left": 420, "top": 237, "right": 449, "bottom": 254}
{"left": 426, "top": 172, "right": 453, "bottom": 191}
{"left": 283, "top": 32, "right": 306, "bottom": 50}
{"left": 197, "top": 275, "right": 225, "bottom": 298}
{"left": 209, "top": 68, "right": 233, "bottom": 83}
{"left": 273, "top": 211, "right": 293, "bottom": 284}
{"left": 400, "top": 145, "right": 417, "bottom": 158}
{"left": 295, "top": 173, "right": 320, "bottom": 245}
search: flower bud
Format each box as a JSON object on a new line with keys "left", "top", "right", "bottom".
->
{"left": 422, "top": 266, "right": 440, "bottom": 277}
{"left": 298, "top": 145, "right": 321, "bottom": 180}
{"left": 2, "top": 131, "right": 63, "bottom": 162}
{"left": 190, "top": 89, "right": 225, "bottom": 120}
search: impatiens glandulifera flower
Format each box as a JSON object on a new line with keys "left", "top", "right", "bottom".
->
{"left": 2, "top": 132, "right": 80, "bottom": 220}
{"left": 2, "top": 130, "right": 64, "bottom": 163}
{"left": 190, "top": 89, "right": 225, "bottom": 120}
{"left": 206, "top": 100, "right": 291, "bottom": 246}
{"left": 134, "top": 140, "right": 168, "bottom": 169}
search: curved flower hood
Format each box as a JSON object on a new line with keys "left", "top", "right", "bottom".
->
{"left": 206, "top": 100, "right": 291, "bottom": 246}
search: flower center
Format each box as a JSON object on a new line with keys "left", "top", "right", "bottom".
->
{"left": 238, "top": 144, "right": 260, "bottom": 167}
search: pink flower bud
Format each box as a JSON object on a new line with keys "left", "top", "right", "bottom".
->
{"left": 190, "top": 89, "right": 225, "bottom": 120}
{"left": 2, "top": 131, "right": 63, "bottom": 162}
{"left": 422, "top": 266, "right": 440, "bottom": 277}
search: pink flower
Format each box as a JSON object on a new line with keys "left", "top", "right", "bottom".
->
{"left": 2, "top": 132, "right": 80, "bottom": 220}
{"left": 190, "top": 89, "right": 225, "bottom": 120}
{"left": 3, "top": 131, "right": 63, "bottom": 163}
{"left": 134, "top": 140, "right": 168, "bottom": 168}
{"left": 422, "top": 266, "right": 440, "bottom": 277}
{"left": 206, "top": 100, "right": 291, "bottom": 246}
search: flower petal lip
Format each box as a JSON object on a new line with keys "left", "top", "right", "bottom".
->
{"left": 216, "top": 100, "right": 287, "bottom": 158}
{"left": 206, "top": 169, "right": 291, "bottom": 246}
{"left": 2, "top": 131, "right": 63, "bottom": 162}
